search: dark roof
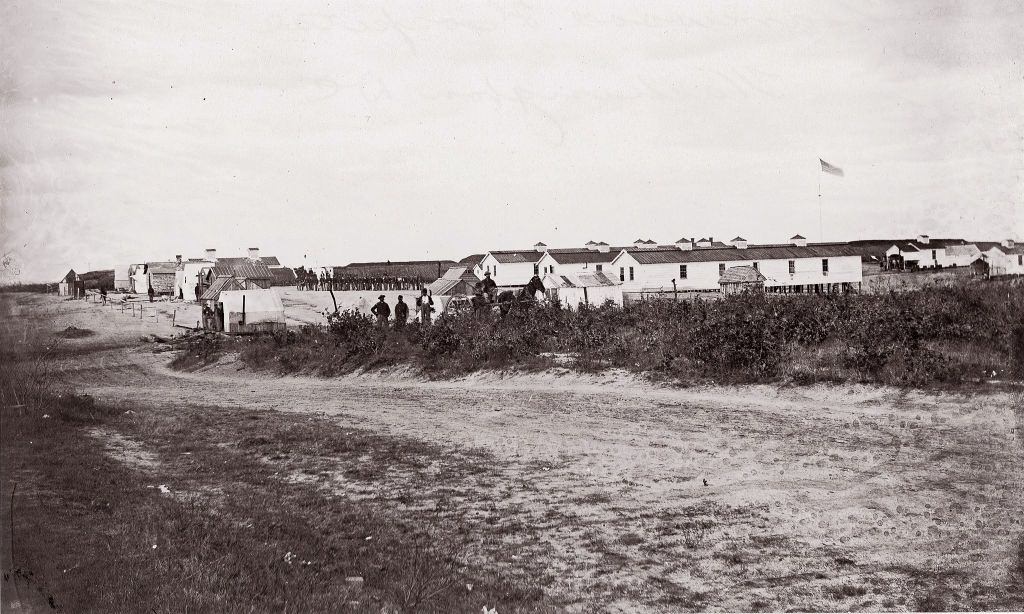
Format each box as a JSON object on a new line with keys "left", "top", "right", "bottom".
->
{"left": 458, "top": 254, "right": 486, "bottom": 267}
{"left": 791, "top": 234, "right": 806, "bottom": 240}
{"left": 211, "top": 261, "right": 273, "bottom": 280}
{"left": 732, "top": 236, "right": 746, "bottom": 242}
{"left": 260, "top": 256, "right": 282, "bottom": 266}
{"left": 200, "top": 275, "right": 243, "bottom": 301}
{"left": 544, "top": 248, "right": 626, "bottom": 264}
{"left": 59, "top": 269, "right": 77, "bottom": 283}
{"left": 333, "top": 260, "right": 456, "bottom": 280}
{"left": 719, "top": 266, "right": 766, "bottom": 284}
{"left": 488, "top": 250, "right": 545, "bottom": 264}
{"left": 147, "top": 262, "right": 178, "bottom": 275}
{"left": 622, "top": 242, "right": 863, "bottom": 265}
{"left": 427, "top": 266, "right": 482, "bottom": 295}
{"left": 270, "top": 267, "right": 297, "bottom": 286}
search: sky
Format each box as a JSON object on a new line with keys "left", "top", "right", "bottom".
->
{"left": 1, "top": 0, "right": 1022, "bottom": 282}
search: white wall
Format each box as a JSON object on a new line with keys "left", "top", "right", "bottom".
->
{"left": 985, "top": 248, "right": 1024, "bottom": 276}
{"left": 537, "top": 252, "right": 613, "bottom": 278}
{"left": 174, "top": 261, "right": 213, "bottom": 300}
{"left": 612, "top": 251, "right": 863, "bottom": 292}
{"left": 552, "top": 285, "right": 623, "bottom": 309}
{"left": 478, "top": 254, "right": 539, "bottom": 286}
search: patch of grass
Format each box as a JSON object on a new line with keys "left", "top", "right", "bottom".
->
{"left": 56, "top": 325, "right": 95, "bottom": 339}
{"left": 175, "top": 281, "right": 1024, "bottom": 388}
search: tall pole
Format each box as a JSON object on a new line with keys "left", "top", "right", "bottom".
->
{"left": 818, "top": 174, "right": 823, "bottom": 242}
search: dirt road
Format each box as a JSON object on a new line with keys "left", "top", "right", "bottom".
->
{"left": 16, "top": 294, "right": 1024, "bottom": 611}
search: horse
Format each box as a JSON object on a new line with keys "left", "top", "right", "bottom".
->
{"left": 495, "top": 275, "right": 545, "bottom": 316}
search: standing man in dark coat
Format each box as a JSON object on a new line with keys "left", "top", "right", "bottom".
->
{"left": 147, "top": 284, "right": 155, "bottom": 302}
{"left": 370, "top": 295, "right": 390, "bottom": 326}
{"left": 480, "top": 271, "right": 497, "bottom": 302}
{"left": 394, "top": 295, "right": 409, "bottom": 329}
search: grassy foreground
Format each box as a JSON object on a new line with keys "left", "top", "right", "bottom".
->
{"left": 179, "top": 281, "right": 1024, "bottom": 386}
{"left": 0, "top": 313, "right": 552, "bottom": 612}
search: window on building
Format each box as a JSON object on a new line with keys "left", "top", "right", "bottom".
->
{"left": 752, "top": 262, "right": 758, "bottom": 271}
{"left": 788, "top": 260, "right": 795, "bottom": 274}
{"left": 494, "top": 266, "right": 497, "bottom": 277}
{"left": 620, "top": 267, "right": 625, "bottom": 282}
{"left": 550, "top": 265, "right": 555, "bottom": 274}
{"left": 533, "top": 263, "right": 539, "bottom": 275}
{"left": 1019, "top": 255, "right": 1022, "bottom": 266}
{"left": 629, "top": 267, "right": 634, "bottom": 281}
{"left": 931, "top": 249, "right": 937, "bottom": 260}
{"left": 679, "top": 264, "right": 688, "bottom": 279}
{"left": 595, "top": 264, "right": 603, "bottom": 272}
{"left": 719, "top": 263, "right": 726, "bottom": 276}
{"left": 822, "top": 258, "right": 829, "bottom": 274}
{"left": 486, "top": 265, "right": 490, "bottom": 275}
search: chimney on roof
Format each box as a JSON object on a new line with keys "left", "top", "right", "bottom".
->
{"left": 917, "top": 234, "right": 930, "bottom": 245}
{"left": 205, "top": 248, "right": 217, "bottom": 262}
{"left": 534, "top": 242, "right": 547, "bottom": 252}
{"left": 732, "top": 236, "right": 748, "bottom": 250}
{"left": 791, "top": 234, "right": 807, "bottom": 247}
{"left": 1003, "top": 238, "right": 1016, "bottom": 249}
{"left": 248, "top": 247, "right": 260, "bottom": 260}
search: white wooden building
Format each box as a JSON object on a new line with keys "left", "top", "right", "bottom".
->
{"left": 883, "top": 236, "right": 971, "bottom": 269}
{"left": 535, "top": 243, "right": 623, "bottom": 278}
{"left": 543, "top": 271, "right": 623, "bottom": 309}
{"left": 610, "top": 236, "right": 863, "bottom": 297}
{"left": 477, "top": 242, "right": 547, "bottom": 287}
{"left": 981, "top": 240, "right": 1024, "bottom": 277}
{"left": 113, "top": 265, "right": 132, "bottom": 291}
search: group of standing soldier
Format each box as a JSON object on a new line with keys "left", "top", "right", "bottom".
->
{"left": 370, "top": 288, "right": 435, "bottom": 328}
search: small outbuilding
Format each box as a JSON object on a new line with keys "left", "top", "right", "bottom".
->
{"left": 57, "top": 270, "right": 83, "bottom": 297}
{"left": 215, "top": 289, "right": 286, "bottom": 334}
{"left": 718, "top": 265, "right": 766, "bottom": 295}
{"left": 426, "top": 266, "right": 481, "bottom": 296}
{"left": 543, "top": 271, "right": 623, "bottom": 309}
{"left": 114, "top": 265, "right": 132, "bottom": 291}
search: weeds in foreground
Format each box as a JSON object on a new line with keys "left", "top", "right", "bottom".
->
{"left": 178, "top": 282, "right": 1024, "bottom": 386}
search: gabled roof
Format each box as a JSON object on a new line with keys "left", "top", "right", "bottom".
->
{"left": 146, "top": 262, "right": 178, "bottom": 275}
{"left": 543, "top": 247, "right": 626, "bottom": 264}
{"left": 544, "top": 271, "right": 618, "bottom": 288}
{"left": 59, "top": 269, "right": 77, "bottom": 283}
{"left": 211, "top": 261, "right": 273, "bottom": 280}
{"left": 200, "top": 275, "right": 243, "bottom": 301}
{"left": 791, "top": 234, "right": 806, "bottom": 240}
{"left": 732, "top": 236, "right": 747, "bottom": 242}
{"left": 487, "top": 250, "right": 545, "bottom": 264}
{"left": 719, "top": 265, "right": 766, "bottom": 284}
{"left": 260, "top": 256, "right": 282, "bottom": 267}
{"left": 458, "top": 254, "right": 486, "bottom": 267}
{"left": 427, "top": 266, "right": 482, "bottom": 295}
{"left": 618, "top": 242, "right": 863, "bottom": 265}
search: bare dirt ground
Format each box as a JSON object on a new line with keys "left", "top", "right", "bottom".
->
{"left": 6, "top": 293, "right": 1024, "bottom": 612}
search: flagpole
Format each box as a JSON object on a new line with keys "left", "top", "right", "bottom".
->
{"left": 818, "top": 174, "right": 823, "bottom": 241}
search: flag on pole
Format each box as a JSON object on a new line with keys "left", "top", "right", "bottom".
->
{"left": 819, "top": 158, "right": 844, "bottom": 177}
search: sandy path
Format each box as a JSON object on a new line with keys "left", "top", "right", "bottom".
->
{"left": 20, "top": 293, "right": 1024, "bottom": 611}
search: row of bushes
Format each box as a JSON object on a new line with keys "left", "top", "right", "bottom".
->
{"left": 178, "top": 282, "right": 1024, "bottom": 386}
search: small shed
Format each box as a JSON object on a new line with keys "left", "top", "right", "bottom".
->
{"left": 426, "top": 266, "right": 481, "bottom": 296}
{"left": 718, "top": 266, "right": 766, "bottom": 295}
{"left": 200, "top": 275, "right": 244, "bottom": 304}
{"left": 114, "top": 265, "right": 132, "bottom": 291}
{"left": 970, "top": 257, "right": 990, "bottom": 278}
{"left": 57, "top": 270, "right": 82, "bottom": 297}
{"left": 217, "top": 289, "right": 286, "bottom": 334}
{"left": 543, "top": 271, "right": 623, "bottom": 309}
{"left": 147, "top": 262, "right": 177, "bottom": 295}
